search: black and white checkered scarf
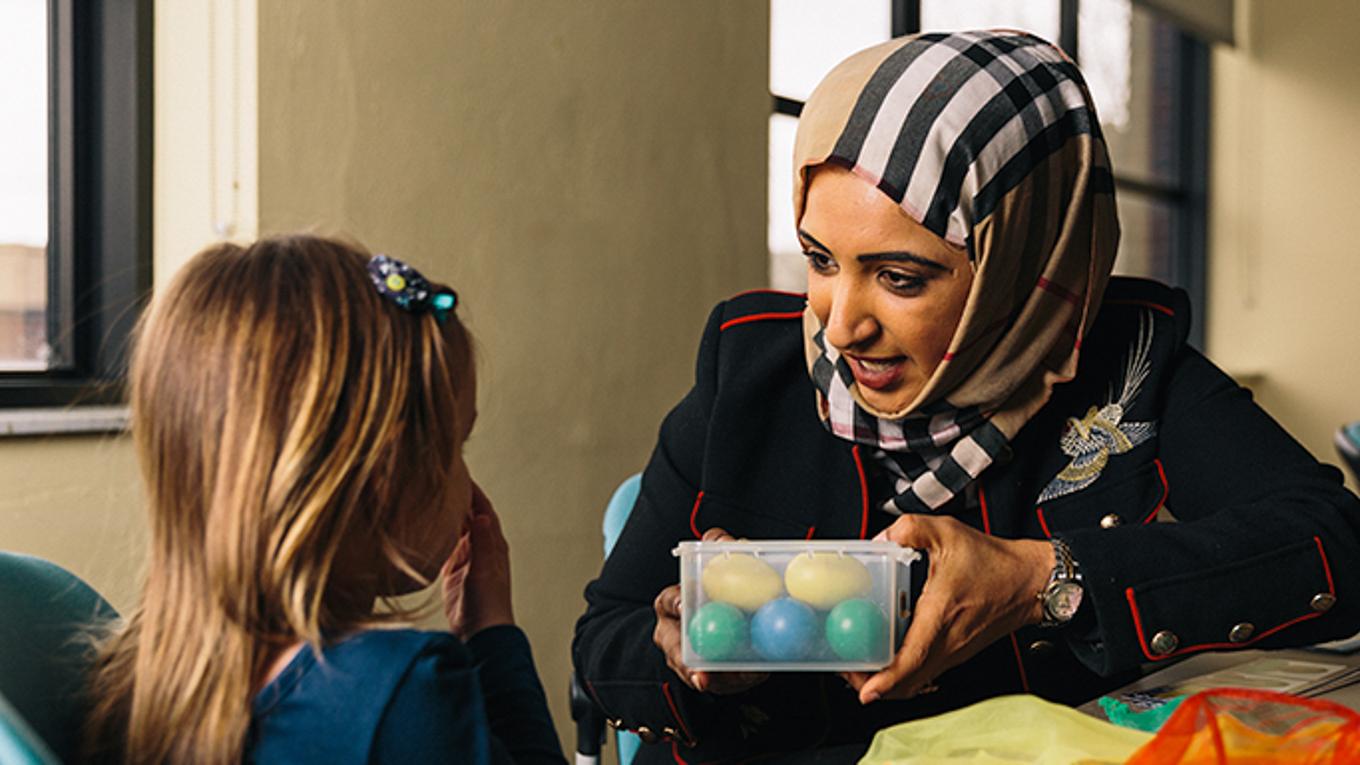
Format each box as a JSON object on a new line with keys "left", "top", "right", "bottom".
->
{"left": 808, "top": 324, "right": 1007, "bottom": 516}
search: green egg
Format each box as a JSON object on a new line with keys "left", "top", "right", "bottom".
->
{"left": 688, "top": 601, "right": 748, "bottom": 661}
{"left": 825, "top": 598, "right": 888, "bottom": 662}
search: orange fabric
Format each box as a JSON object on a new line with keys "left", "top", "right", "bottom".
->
{"left": 1126, "top": 688, "right": 1360, "bottom": 764}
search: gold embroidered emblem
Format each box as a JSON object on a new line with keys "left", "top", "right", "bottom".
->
{"left": 1040, "top": 311, "right": 1158, "bottom": 503}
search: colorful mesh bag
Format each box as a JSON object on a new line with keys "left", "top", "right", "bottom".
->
{"left": 1125, "top": 688, "right": 1360, "bottom": 764}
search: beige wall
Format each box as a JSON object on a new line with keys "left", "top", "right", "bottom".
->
{"left": 0, "top": 436, "right": 144, "bottom": 611}
{"left": 1206, "top": 0, "right": 1360, "bottom": 485}
{"left": 257, "top": 0, "right": 768, "bottom": 739}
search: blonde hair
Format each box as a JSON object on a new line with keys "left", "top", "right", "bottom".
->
{"left": 85, "top": 234, "right": 472, "bottom": 763}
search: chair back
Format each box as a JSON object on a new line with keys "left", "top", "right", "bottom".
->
{"left": 0, "top": 692, "right": 60, "bottom": 765}
{"left": 0, "top": 552, "right": 118, "bottom": 763}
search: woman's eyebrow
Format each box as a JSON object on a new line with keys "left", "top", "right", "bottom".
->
{"left": 858, "top": 251, "right": 947, "bottom": 270}
{"left": 797, "top": 228, "right": 946, "bottom": 271}
{"left": 797, "top": 229, "right": 832, "bottom": 252}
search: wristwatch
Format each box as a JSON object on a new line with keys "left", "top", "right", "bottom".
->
{"left": 1038, "top": 537, "right": 1083, "bottom": 627}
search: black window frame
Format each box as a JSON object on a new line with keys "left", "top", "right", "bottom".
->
{"left": 0, "top": 0, "right": 153, "bottom": 409}
{"left": 770, "top": 0, "right": 1209, "bottom": 348}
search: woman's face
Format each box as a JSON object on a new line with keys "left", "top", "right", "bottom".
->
{"left": 801, "top": 165, "right": 974, "bottom": 412}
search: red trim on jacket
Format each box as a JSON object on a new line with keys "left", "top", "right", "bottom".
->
{"left": 1105, "top": 298, "right": 1175, "bottom": 317}
{"left": 1124, "top": 536, "right": 1338, "bottom": 662}
{"left": 1141, "top": 459, "right": 1169, "bottom": 524}
{"left": 719, "top": 311, "right": 804, "bottom": 332}
{"left": 1008, "top": 633, "right": 1032, "bottom": 693}
{"left": 661, "top": 681, "right": 697, "bottom": 748}
{"left": 978, "top": 485, "right": 992, "bottom": 536}
{"left": 689, "top": 492, "right": 705, "bottom": 539}
{"left": 1035, "top": 507, "right": 1053, "bottom": 538}
{"left": 978, "top": 486, "right": 1029, "bottom": 690}
{"left": 731, "top": 288, "right": 808, "bottom": 300}
{"left": 1316, "top": 536, "right": 1337, "bottom": 592}
{"left": 804, "top": 525, "right": 817, "bottom": 540}
{"left": 852, "top": 446, "right": 869, "bottom": 539}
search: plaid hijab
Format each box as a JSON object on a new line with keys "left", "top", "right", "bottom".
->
{"left": 793, "top": 31, "right": 1120, "bottom": 516}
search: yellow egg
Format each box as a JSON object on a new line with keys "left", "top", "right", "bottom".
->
{"left": 784, "top": 552, "right": 872, "bottom": 609}
{"left": 701, "top": 554, "right": 783, "bottom": 611}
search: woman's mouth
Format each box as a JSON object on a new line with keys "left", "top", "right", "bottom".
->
{"left": 846, "top": 355, "right": 906, "bottom": 391}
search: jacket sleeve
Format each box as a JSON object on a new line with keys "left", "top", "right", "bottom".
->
{"left": 1061, "top": 345, "right": 1360, "bottom": 675}
{"left": 570, "top": 303, "right": 726, "bottom": 750}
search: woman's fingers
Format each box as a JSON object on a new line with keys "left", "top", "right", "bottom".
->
{"left": 856, "top": 588, "right": 947, "bottom": 702}
{"left": 651, "top": 583, "right": 766, "bottom": 694}
{"left": 849, "top": 514, "right": 1055, "bottom": 703}
{"left": 652, "top": 586, "right": 696, "bottom": 686}
{"left": 701, "top": 527, "right": 735, "bottom": 543}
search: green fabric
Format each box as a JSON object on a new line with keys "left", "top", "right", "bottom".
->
{"left": 858, "top": 694, "right": 1152, "bottom": 765}
{"left": 1098, "top": 694, "right": 1187, "bottom": 733}
{"left": 0, "top": 551, "right": 117, "bottom": 763}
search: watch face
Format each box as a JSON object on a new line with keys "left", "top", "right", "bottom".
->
{"left": 1045, "top": 581, "right": 1084, "bottom": 622}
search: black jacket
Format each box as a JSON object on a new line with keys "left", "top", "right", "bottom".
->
{"left": 573, "top": 278, "right": 1360, "bottom": 763}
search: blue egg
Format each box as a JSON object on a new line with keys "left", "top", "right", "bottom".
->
{"left": 751, "top": 597, "right": 819, "bottom": 661}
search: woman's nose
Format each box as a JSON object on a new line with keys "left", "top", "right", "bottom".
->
{"left": 822, "top": 286, "right": 878, "bottom": 350}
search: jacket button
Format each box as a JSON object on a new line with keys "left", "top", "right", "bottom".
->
{"left": 1312, "top": 593, "right": 1337, "bottom": 613}
{"left": 661, "top": 726, "right": 678, "bottom": 741}
{"left": 606, "top": 718, "right": 624, "bottom": 730}
{"left": 1228, "top": 622, "right": 1255, "bottom": 643}
{"left": 1150, "top": 630, "right": 1179, "bottom": 656}
{"left": 636, "top": 726, "right": 659, "bottom": 744}
{"left": 1099, "top": 513, "right": 1123, "bottom": 529}
{"left": 1028, "top": 639, "right": 1056, "bottom": 657}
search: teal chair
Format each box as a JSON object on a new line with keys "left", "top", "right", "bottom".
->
{"left": 0, "top": 552, "right": 118, "bottom": 764}
{"left": 572, "top": 474, "right": 644, "bottom": 765}
{"left": 0, "top": 692, "right": 59, "bottom": 765}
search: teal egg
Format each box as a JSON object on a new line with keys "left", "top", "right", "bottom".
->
{"left": 825, "top": 598, "right": 888, "bottom": 662}
{"left": 688, "top": 601, "right": 748, "bottom": 660}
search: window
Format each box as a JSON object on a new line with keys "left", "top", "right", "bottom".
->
{"left": 0, "top": 0, "right": 153, "bottom": 412}
{"left": 768, "top": 0, "right": 1209, "bottom": 346}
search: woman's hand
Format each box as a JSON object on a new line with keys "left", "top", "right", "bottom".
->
{"left": 442, "top": 483, "right": 515, "bottom": 641}
{"left": 844, "top": 514, "right": 1053, "bottom": 704}
{"left": 652, "top": 528, "right": 769, "bottom": 695}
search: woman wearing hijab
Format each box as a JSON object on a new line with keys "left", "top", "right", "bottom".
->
{"left": 573, "top": 31, "right": 1360, "bottom": 763}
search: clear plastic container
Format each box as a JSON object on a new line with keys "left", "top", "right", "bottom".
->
{"left": 672, "top": 540, "right": 920, "bottom": 672}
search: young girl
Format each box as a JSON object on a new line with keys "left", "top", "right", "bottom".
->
{"left": 84, "top": 235, "right": 565, "bottom": 764}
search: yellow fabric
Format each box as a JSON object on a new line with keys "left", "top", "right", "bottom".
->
{"left": 857, "top": 695, "right": 1151, "bottom": 765}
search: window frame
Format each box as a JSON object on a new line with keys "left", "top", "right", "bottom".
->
{"left": 769, "top": 0, "right": 1209, "bottom": 348}
{"left": 0, "top": 0, "right": 154, "bottom": 409}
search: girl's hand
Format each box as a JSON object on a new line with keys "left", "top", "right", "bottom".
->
{"left": 843, "top": 514, "right": 1053, "bottom": 704}
{"left": 441, "top": 483, "right": 515, "bottom": 641}
{"left": 652, "top": 528, "right": 769, "bottom": 695}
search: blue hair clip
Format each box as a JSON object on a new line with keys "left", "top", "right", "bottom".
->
{"left": 368, "top": 254, "right": 458, "bottom": 322}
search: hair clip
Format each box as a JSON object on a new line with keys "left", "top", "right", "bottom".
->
{"left": 367, "top": 254, "right": 458, "bottom": 322}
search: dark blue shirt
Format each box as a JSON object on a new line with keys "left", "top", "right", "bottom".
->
{"left": 248, "top": 626, "right": 564, "bottom": 764}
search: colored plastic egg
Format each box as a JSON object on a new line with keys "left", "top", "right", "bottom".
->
{"left": 784, "top": 552, "right": 872, "bottom": 609}
{"left": 825, "top": 598, "right": 889, "bottom": 662}
{"left": 751, "top": 597, "right": 819, "bottom": 661}
{"left": 701, "top": 554, "right": 782, "bottom": 611}
{"left": 687, "top": 601, "right": 748, "bottom": 660}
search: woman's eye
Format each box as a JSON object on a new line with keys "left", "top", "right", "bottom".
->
{"left": 803, "top": 250, "right": 835, "bottom": 273}
{"left": 880, "top": 270, "right": 926, "bottom": 294}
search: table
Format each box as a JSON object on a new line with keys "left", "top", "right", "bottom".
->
{"left": 1080, "top": 647, "right": 1360, "bottom": 718}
